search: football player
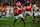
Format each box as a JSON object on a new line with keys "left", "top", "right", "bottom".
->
{"left": 1, "top": 6, "right": 5, "bottom": 16}
{"left": 24, "top": 3, "right": 35, "bottom": 23}
{"left": 11, "top": 5, "right": 26, "bottom": 26}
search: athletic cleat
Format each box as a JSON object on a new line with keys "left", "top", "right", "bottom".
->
{"left": 31, "top": 20, "right": 36, "bottom": 23}
{"left": 11, "top": 24, "right": 14, "bottom": 25}
{"left": 25, "top": 24, "right": 26, "bottom": 26}
{"left": 38, "top": 20, "right": 40, "bottom": 23}
{"left": 33, "top": 21, "right": 36, "bottom": 23}
{"left": 11, "top": 24, "right": 13, "bottom": 25}
{"left": 38, "top": 21, "right": 39, "bottom": 23}
{"left": 25, "top": 18, "right": 27, "bottom": 20}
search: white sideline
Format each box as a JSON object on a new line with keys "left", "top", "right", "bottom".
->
{"left": 0, "top": 25, "right": 9, "bottom": 27}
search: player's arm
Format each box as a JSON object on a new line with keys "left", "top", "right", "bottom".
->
{"left": 31, "top": 7, "right": 33, "bottom": 13}
{"left": 34, "top": 8, "right": 36, "bottom": 12}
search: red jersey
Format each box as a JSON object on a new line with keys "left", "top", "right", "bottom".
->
{"left": 14, "top": 3, "right": 16, "bottom": 6}
{"left": 17, "top": 1, "right": 21, "bottom": 4}
{"left": 25, "top": 6, "right": 33, "bottom": 11}
{"left": 29, "top": 4, "right": 33, "bottom": 7}
{"left": 19, "top": 5, "right": 22, "bottom": 8}
{"left": 18, "top": 10, "right": 22, "bottom": 14}
{"left": 18, "top": 5, "right": 23, "bottom": 14}
{"left": 16, "top": 5, "right": 18, "bottom": 8}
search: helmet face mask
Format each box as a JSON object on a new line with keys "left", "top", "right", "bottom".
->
{"left": 27, "top": 1, "right": 29, "bottom": 3}
{"left": 27, "top": 3, "right": 29, "bottom": 6}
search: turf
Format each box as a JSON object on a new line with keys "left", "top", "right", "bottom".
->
{"left": 0, "top": 17, "right": 40, "bottom": 27}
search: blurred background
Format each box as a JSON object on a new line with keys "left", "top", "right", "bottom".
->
{"left": 0, "top": 0, "right": 40, "bottom": 27}
{"left": 0, "top": 0, "right": 40, "bottom": 7}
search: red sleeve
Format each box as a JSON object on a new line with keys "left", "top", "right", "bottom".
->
{"left": 31, "top": 7, "right": 33, "bottom": 8}
{"left": 31, "top": 4, "right": 33, "bottom": 7}
{"left": 23, "top": 10, "right": 25, "bottom": 12}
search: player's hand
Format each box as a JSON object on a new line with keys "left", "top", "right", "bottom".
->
{"left": 34, "top": 10, "right": 36, "bottom": 12}
{"left": 31, "top": 11, "right": 32, "bottom": 13}
{"left": 22, "top": 17, "right": 24, "bottom": 19}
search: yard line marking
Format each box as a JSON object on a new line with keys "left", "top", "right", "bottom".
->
{"left": 0, "top": 18, "right": 8, "bottom": 20}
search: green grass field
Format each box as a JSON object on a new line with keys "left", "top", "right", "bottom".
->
{"left": 0, "top": 17, "right": 40, "bottom": 27}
